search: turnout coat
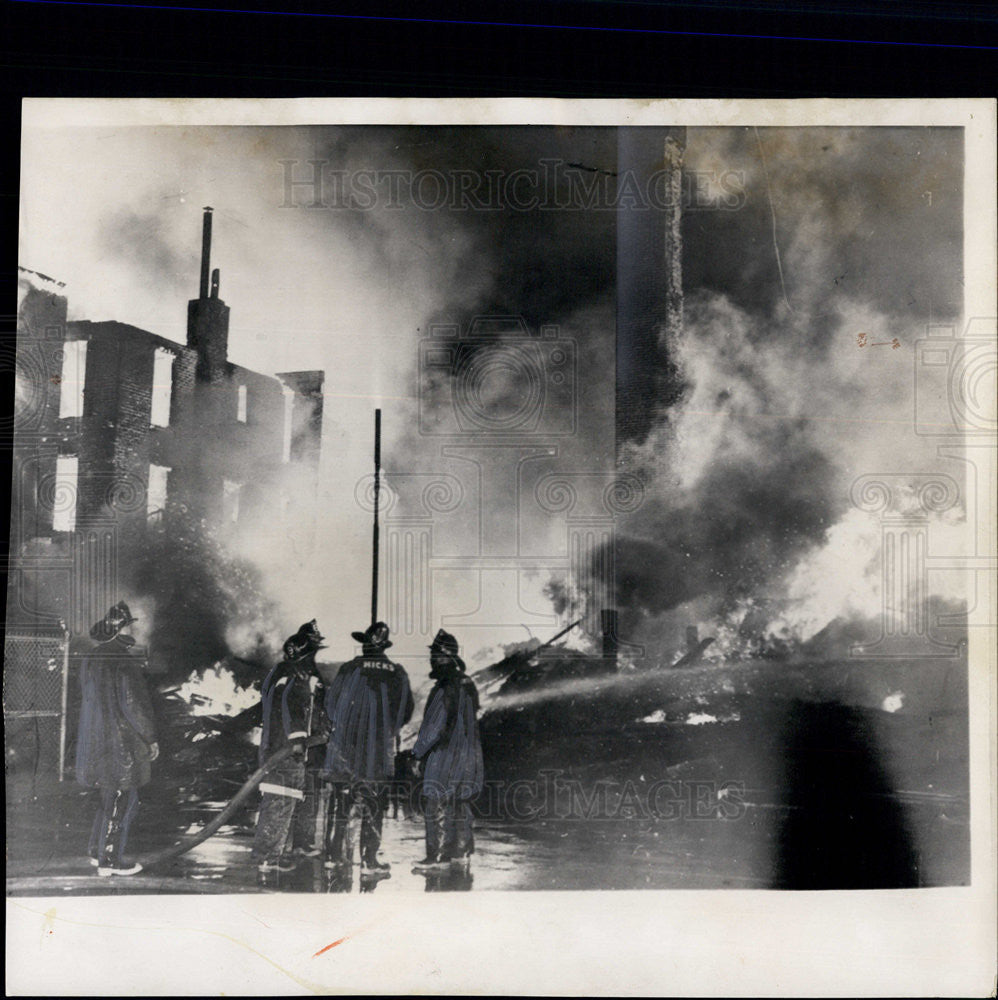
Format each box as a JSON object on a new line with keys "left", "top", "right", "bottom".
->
{"left": 75, "top": 636, "right": 157, "bottom": 791}
{"left": 413, "top": 672, "right": 484, "bottom": 800}
{"left": 258, "top": 658, "right": 317, "bottom": 766}
{"left": 323, "top": 652, "right": 414, "bottom": 783}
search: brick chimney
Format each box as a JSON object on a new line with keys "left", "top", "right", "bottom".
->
{"left": 187, "top": 207, "right": 230, "bottom": 383}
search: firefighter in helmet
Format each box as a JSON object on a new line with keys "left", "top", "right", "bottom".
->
{"left": 251, "top": 619, "right": 325, "bottom": 875}
{"left": 76, "top": 601, "right": 158, "bottom": 876}
{"left": 322, "top": 621, "right": 414, "bottom": 874}
{"left": 411, "top": 629, "right": 484, "bottom": 871}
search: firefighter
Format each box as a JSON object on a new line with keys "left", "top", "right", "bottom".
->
{"left": 250, "top": 621, "right": 324, "bottom": 875}
{"left": 76, "top": 601, "right": 159, "bottom": 877}
{"left": 411, "top": 629, "right": 484, "bottom": 872}
{"left": 289, "top": 620, "right": 329, "bottom": 857}
{"left": 322, "top": 621, "right": 414, "bottom": 875}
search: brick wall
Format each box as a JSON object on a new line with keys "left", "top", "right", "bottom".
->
{"left": 11, "top": 278, "right": 70, "bottom": 546}
{"left": 10, "top": 285, "right": 325, "bottom": 638}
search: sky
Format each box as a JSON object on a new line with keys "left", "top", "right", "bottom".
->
{"left": 17, "top": 120, "right": 970, "bottom": 674}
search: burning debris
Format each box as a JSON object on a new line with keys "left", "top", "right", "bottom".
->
{"left": 173, "top": 663, "right": 262, "bottom": 718}
{"left": 471, "top": 619, "right": 585, "bottom": 689}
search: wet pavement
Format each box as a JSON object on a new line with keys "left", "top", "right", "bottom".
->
{"left": 7, "top": 791, "right": 775, "bottom": 896}
{"left": 7, "top": 735, "right": 968, "bottom": 896}
{"left": 7, "top": 657, "right": 972, "bottom": 895}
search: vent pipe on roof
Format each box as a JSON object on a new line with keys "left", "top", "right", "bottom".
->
{"left": 199, "top": 207, "right": 213, "bottom": 299}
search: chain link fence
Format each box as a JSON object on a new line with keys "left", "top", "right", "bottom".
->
{"left": 3, "top": 630, "right": 70, "bottom": 780}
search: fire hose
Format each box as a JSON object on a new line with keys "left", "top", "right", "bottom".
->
{"left": 137, "top": 734, "right": 329, "bottom": 869}
{"left": 136, "top": 413, "right": 412, "bottom": 872}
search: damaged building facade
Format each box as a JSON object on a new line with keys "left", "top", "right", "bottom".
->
{"left": 7, "top": 209, "right": 324, "bottom": 776}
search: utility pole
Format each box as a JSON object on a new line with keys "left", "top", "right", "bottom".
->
{"left": 371, "top": 408, "right": 381, "bottom": 626}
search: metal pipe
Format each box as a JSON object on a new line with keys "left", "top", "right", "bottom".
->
{"left": 58, "top": 630, "right": 69, "bottom": 781}
{"left": 199, "top": 207, "right": 213, "bottom": 299}
{"left": 371, "top": 408, "right": 381, "bottom": 625}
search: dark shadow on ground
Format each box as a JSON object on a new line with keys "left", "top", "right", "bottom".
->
{"left": 774, "top": 700, "right": 919, "bottom": 889}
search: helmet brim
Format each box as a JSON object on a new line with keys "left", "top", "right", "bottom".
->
{"left": 89, "top": 618, "right": 138, "bottom": 641}
{"left": 353, "top": 631, "right": 391, "bottom": 649}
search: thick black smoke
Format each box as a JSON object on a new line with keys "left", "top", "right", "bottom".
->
{"left": 324, "top": 125, "right": 965, "bottom": 653}
{"left": 122, "top": 499, "right": 283, "bottom": 686}
{"left": 84, "top": 125, "right": 964, "bottom": 664}
{"left": 310, "top": 125, "right": 621, "bottom": 332}
{"left": 611, "top": 126, "right": 964, "bottom": 645}
{"left": 682, "top": 126, "right": 963, "bottom": 337}
{"left": 615, "top": 442, "right": 842, "bottom": 635}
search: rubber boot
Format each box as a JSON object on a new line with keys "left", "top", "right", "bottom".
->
{"left": 324, "top": 784, "right": 352, "bottom": 868}
{"left": 360, "top": 788, "right": 388, "bottom": 874}
{"left": 413, "top": 796, "right": 449, "bottom": 870}
{"left": 450, "top": 799, "right": 474, "bottom": 867}
{"left": 88, "top": 797, "right": 105, "bottom": 867}
{"left": 97, "top": 791, "right": 142, "bottom": 877}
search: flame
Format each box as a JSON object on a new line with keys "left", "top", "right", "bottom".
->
{"left": 174, "top": 662, "right": 259, "bottom": 717}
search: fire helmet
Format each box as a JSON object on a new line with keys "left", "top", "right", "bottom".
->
{"left": 428, "top": 628, "right": 459, "bottom": 658}
{"left": 89, "top": 601, "right": 138, "bottom": 643}
{"left": 283, "top": 633, "right": 314, "bottom": 662}
{"left": 351, "top": 621, "right": 392, "bottom": 649}
{"left": 295, "top": 618, "right": 326, "bottom": 651}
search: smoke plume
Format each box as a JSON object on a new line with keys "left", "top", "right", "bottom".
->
{"left": 17, "top": 123, "right": 967, "bottom": 669}
{"left": 606, "top": 126, "right": 965, "bottom": 655}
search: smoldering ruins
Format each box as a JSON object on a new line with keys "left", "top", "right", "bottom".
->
{"left": 6, "top": 120, "right": 975, "bottom": 894}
